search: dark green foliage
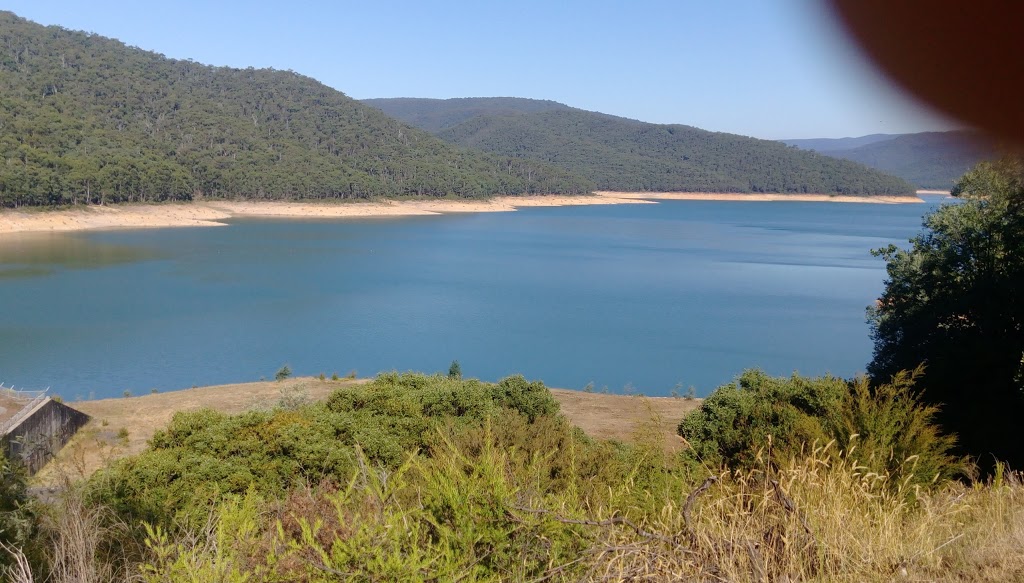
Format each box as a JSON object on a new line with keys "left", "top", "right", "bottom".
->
{"left": 786, "top": 130, "right": 998, "bottom": 190}
{"left": 369, "top": 98, "right": 916, "bottom": 195}
{"left": 678, "top": 370, "right": 844, "bottom": 469}
{"left": 88, "top": 373, "right": 561, "bottom": 528}
{"left": 868, "top": 157, "right": 1024, "bottom": 470}
{"left": 0, "top": 452, "right": 37, "bottom": 570}
{"left": 448, "top": 359, "right": 462, "bottom": 380}
{"left": 0, "top": 13, "right": 593, "bottom": 208}
{"left": 486, "top": 374, "right": 559, "bottom": 422}
{"left": 678, "top": 369, "right": 964, "bottom": 489}
{"left": 274, "top": 365, "right": 291, "bottom": 381}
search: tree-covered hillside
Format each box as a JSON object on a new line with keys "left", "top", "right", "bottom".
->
{"left": 786, "top": 129, "right": 995, "bottom": 188}
{"left": 363, "top": 97, "right": 571, "bottom": 134}
{"left": 799, "top": 131, "right": 998, "bottom": 190}
{"left": 368, "top": 98, "right": 915, "bottom": 195}
{"left": 0, "top": 13, "right": 593, "bottom": 208}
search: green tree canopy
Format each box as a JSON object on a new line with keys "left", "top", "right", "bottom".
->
{"left": 868, "top": 157, "right": 1024, "bottom": 470}
{"left": 0, "top": 12, "right": 593, "bottom": 208}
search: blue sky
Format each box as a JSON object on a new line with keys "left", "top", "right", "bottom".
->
{"left": 3, "top": 0, "right": 957, "bottom": 139}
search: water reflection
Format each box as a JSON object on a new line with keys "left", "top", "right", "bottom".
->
{"left": 0, "top": 233, "right": 161, "bottom": 278}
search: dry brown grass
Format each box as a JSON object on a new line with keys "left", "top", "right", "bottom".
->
{"left": 548, "top": 388, "right": 701, "bottom": 451}
{"left": 582, "top": 446, "right": 1024, "bottom": 582}
{"left": 35, "top": 378, "right": 698, "bottom": 485}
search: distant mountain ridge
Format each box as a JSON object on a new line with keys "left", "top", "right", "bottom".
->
{"left": 0, "top": 12, "right": 592, "bottom": 208}
{"left": 365, "top": 97, "right": 915, "bottom": 195}
{"left": 781, "top": 134, "right": 899, "bottom": 153}
{"left": 782, "top": 131, "right": 998, "bottom": 190}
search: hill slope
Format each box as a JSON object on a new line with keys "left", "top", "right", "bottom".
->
{"left": 0, "top": 13, "right": 592, "bottom": 208}
{"left": 363, "top": 97, "right": 572, "bottom": 133}
{"left": 366, "top": 97, "right": 915, "bottom": 195}
{"left": 782, "top": 134, "right": 899, "bottom": 152}
{"left": 783, "top": 131, "right": 998, "bottom": 190}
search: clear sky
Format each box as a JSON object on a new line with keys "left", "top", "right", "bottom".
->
{"left": 2, "top": 0, "right": 958, "bottom": 140}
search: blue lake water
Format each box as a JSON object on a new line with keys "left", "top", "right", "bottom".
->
{"left": 0, "top": 197, "right": 946, "bottom": 400}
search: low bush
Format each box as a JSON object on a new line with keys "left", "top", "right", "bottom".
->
{"left": 87, "top": 373, "right": 562, "bottom": 531}
{"left": 678, "top": 368, "right": 966, "bottom": 490}
{"left": 135, "top": 430, "right": 1024, "bottom": 582}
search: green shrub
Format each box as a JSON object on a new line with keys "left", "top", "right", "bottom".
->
{"left": 88, "top": 373, "right": 562, "bottom": 531}
{"left": 837, "top": 368, "right": 966, "bottom": 485}
{"left": 678, "top": 369, "right": 844, "bottom": 470}
{"left": 678, "top": 369, "right": 965, "bottom": 490}
{"left": 487, "top": 374, "right": 560, "bottom": 422}
{"left": 274, "top": 365, "right": 291, "bottom": 381}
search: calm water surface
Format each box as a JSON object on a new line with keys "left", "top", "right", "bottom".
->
{"left": 0, "top": 198, "right": 946, "bottom": 399}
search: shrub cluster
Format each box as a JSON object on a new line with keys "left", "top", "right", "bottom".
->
{"left": 678, "top": 368, "right": 966, "bottom": 490}
{"left": 87, "top": 373, "right": 560, "bottom": 529}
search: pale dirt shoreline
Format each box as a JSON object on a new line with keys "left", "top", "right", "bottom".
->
{"left": 596, "top": 191, "right": 926, "bottom": 204}
{"left": 0, "top": 195, "right": 650, "bottom": 235}
{"left": 0, "top": 191, "right": 924, "bottom": 236}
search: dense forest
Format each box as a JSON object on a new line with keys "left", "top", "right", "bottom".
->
{"left": 365, "top": 97, "right": 916, "bottom": 195}
{"left": 783, "top": 130, "right": 999, "bottom": 189}
{"left": 0, "top": 13, "right": 593, "bottom": 208}
{"left": 363, "top": 97, "right": 572, "bottom": 134}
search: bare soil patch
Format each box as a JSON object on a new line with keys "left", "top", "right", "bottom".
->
{"left": 549, "top": 388, "right": 700, "bottom": 451}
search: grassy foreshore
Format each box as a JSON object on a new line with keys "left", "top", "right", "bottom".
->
{"left": 38, "top": 376, "right": 700, "bottom": 484}
{"left": 27, "top": 373, "right": 1024, "bottom": 582}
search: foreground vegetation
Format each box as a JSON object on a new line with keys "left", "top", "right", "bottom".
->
{"left": 0, "top": 370, "right": 1021, "bottom": 581}
{"left": 869, "top": 156, "right": 1024, "bottom": 471}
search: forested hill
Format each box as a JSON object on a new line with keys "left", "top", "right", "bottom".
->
{"left": 0, "top": 13, "right": 592, "bottom": 208}
{"left": 365, "top": 97, "right": 915, "bottom": 195}
{"left": 362, "top": 97, "right": 572, "bottom": 134}
{"left": 784, "top": 131, "right": 998, "bottom": 190}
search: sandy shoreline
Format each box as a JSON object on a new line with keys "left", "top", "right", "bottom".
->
{"left": 596, "top": 191, "right": 925, "bottom": 204}
{"left": 0, "top": 196, "right": 652, "bottom": 235}
{"left": 0, "top": 191, "right": 923, "bottom": 235}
